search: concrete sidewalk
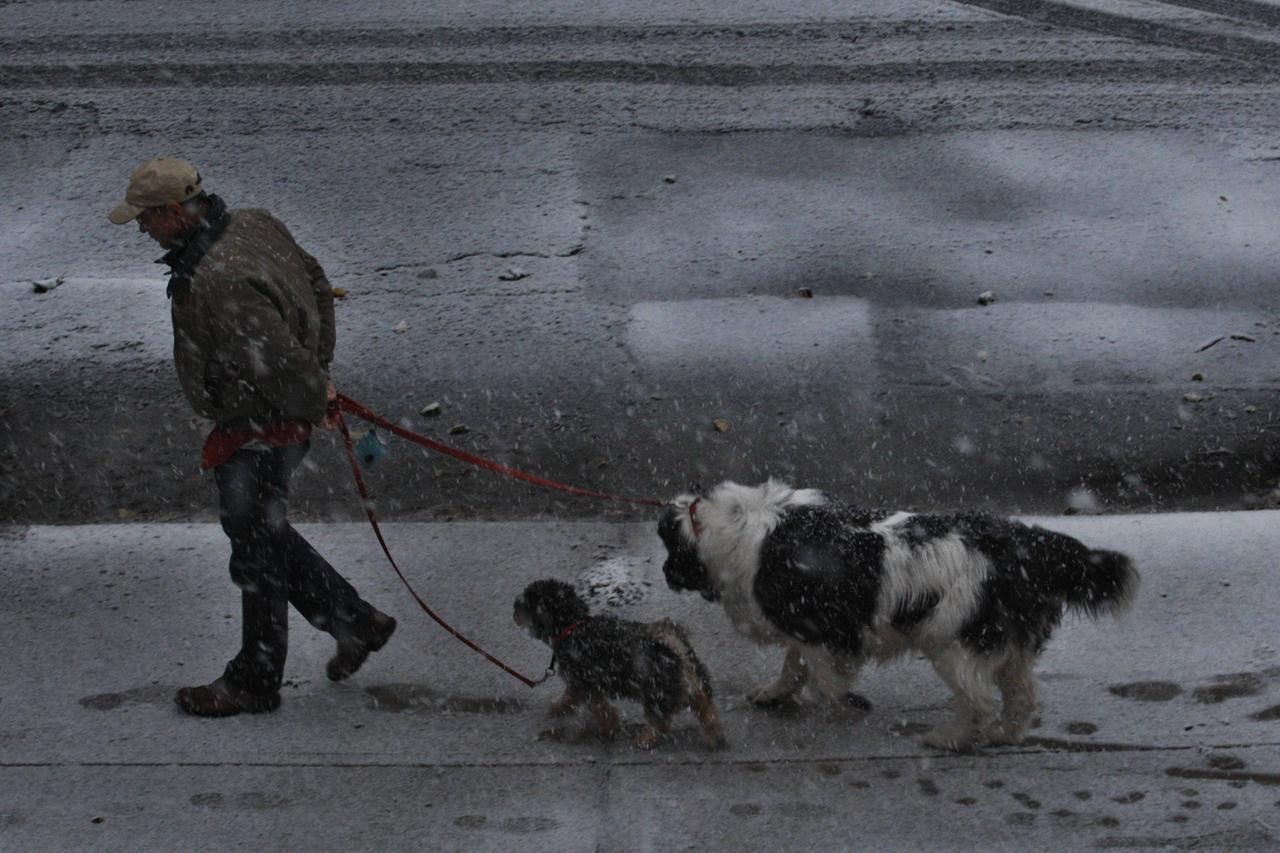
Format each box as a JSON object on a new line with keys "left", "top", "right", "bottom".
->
{"left": 1, "top": 513, "right": 1279, "bottom": 851}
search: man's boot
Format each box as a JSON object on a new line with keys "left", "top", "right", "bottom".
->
{"left": 327, "top": 610, "right": 397, "bottom": 681}
{"left": 175, "top": 677, "right": 282, "bottom": 717}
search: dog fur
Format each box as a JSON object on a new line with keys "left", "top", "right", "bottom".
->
{"left": 513, "top": 579, "right": 725, "bottom": 750}
{"left": 658, "top": 479, "right": 1139, "bottom": 751}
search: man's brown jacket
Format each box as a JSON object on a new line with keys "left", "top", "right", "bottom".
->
{"left": 168, "top": 204, "right": 335, "bottom": 428}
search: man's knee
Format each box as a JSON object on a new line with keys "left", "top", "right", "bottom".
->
{"left": 219, "top": 506, "right": 255, "bottom": 541}
{"left": 223, "top": 515, "right": 288, "bottom": 591}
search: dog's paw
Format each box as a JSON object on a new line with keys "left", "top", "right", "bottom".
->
{"left": 923, "top": 725, "right": 979, "bottom": 753}
{"left": 984, "top": 720, "right": 1026, "bottom": 746}
{"left": 842, "top": 692, "right": 873, "bottom": 713}
{"left": 633, "top": 726, "right": 662, "bottom": 751}
{"left": 537, "top": 726, "right": 568, "bottom": 742}
{"left": 747, "top": 684, "right": 800, "bottom": 708}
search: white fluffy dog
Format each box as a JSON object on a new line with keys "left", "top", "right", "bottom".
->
{"left": 658, "top": 480, "right": 1139, "bottom": 751}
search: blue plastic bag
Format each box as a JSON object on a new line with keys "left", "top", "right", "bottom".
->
{"left": 355, "top": 429, "right": 389, "bottom": 470}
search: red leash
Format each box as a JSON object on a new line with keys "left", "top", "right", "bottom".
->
{"left": 333, "top": 394, "right": 666, "bottom": 687}
{"left": 337, "top": 394, "right": 664, "bottom": 507}
{"left": 336, "top": 409, "right": 553, "bottom": 687}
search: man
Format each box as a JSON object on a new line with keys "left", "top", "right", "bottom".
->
{"left": 109, "top": 157, "right": 396, "bottom": 717}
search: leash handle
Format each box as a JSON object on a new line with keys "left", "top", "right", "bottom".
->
{"left": 336, "top": 394, "right": 664, "bottom": 507}
{"left": 337, "top": 410, "right": 551, "bottom": 688}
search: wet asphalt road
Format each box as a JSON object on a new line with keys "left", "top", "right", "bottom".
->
{"left": 3, "top": 0, "right": 1280, "bottom": 524}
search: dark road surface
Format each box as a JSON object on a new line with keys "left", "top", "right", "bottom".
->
{"left": 3, "top": 0, "right": 1280, "bottom": 524}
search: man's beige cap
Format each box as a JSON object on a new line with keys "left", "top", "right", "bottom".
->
{"left": 108, "top": 157, "right": 204, "bottom": 224}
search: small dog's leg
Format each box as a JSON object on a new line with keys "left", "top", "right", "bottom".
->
{"left": 539, "top": 683, "right": 580, "bottom": 740}
{"left": 987, "top": 653, "right": 1040, "bottom": 745}
{"left": 548, "top": 687, "right": 582, "bottom": 717}
{"left": 923, "top": 647, "right": 997, "bottom": 752}
{"left": 587, "top": 693, "right": 621, "bottom": 740}
{"left": 747, "top": 643, "right": 808, "bottom": 706}
{"left": 690, "top": 687, "right": 727, "bottom": 749}
{"left": 635, "top": 708, "right": 673, "bottom": 751}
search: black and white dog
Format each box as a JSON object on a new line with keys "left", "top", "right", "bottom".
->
{"left": 659, "top": 480, "right": 1139, "bottom": 751}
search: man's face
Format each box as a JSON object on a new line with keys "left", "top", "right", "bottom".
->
{"left": 136, "top": 203, "right": 192, "bottom": 249}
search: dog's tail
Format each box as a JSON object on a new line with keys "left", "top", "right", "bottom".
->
{"left": 1064, "top": 546, "right": 1140, "bottom": 618}
{"left": 1006, "top": 522, "right": 1139, "bottom": 618}
{"left": 650, "top": 619, "right": 715, "bottom": 700}
{"left": 651, "top": 618, "right": 726, "bottom": 749}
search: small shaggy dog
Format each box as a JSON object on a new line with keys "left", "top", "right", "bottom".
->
{"left": 513, "top": 579, "right": 726, "bottom": 750}
{"left": 658, "top": 480, "right": 1139, "bottom": 751}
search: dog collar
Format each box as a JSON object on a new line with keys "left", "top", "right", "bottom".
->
{"left": 688, "top": 498, "right": 703, "bottom": 538}
{"left": 552, "top": 620, "right": 583, "bottom": 648}
{"left": 545, "top": 620, "right": 584, "bottom": 675}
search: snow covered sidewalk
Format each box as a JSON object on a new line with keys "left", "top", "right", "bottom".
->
{"left": 1, "top": 513, "right": 1278, "bottom": 851}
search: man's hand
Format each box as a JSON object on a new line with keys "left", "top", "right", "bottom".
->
{"left": 322, "top": 378, "right": 339, "bottom": 431}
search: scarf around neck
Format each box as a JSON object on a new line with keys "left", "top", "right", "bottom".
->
{"left": 159, "top": 193, "right": 230, "bottom": 299}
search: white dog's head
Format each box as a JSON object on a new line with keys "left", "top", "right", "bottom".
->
{"left": 659, "top": 479, "right": 830, "bottom": 605}
{"left": 657, "top": 490, "right": 719, "bottom": 601}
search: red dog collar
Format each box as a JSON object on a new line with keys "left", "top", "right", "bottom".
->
{"left": 688, "top": 498, "right": 703, "bottom": 537}
{"left": 553, "top": 620, "right": 583, "bottom": 648}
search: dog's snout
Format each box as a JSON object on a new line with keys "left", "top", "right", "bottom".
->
{"left": 662, "top": 559, "right": 680, "bottom": 590}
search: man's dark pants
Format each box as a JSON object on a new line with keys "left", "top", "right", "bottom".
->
{"left": 214, "top": 441, "right": 374, "bottom": 693}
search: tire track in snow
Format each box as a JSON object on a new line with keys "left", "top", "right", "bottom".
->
{"left": 0, "top": 57, "right": 1271, "bottom": 90}
{"left": 952, "top": 0, "right": 1280, "bottom": 65}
